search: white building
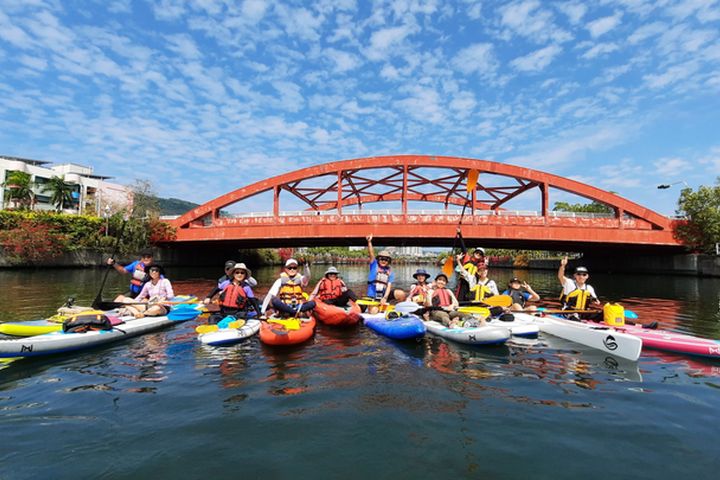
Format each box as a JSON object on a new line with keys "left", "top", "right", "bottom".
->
{"left": 1, "top": 155, "right": 131, "bottom": 215}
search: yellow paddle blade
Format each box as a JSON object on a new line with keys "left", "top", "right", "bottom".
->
{"left": 268, "top": 318, "right": 301, "bottom": 330}
{"left": 441, "top": 256, "right": 455, "bottom": 277}
{"left": 356, "top": 298, "right": 380, "bottom": 306}
{"left": 196, "top": 324, "right": 219, "bottom": 334}
{"left": 229, "top": 319, "right": 245, "bottom": 329}
{"left": 466, "top": 169, "right": 479, "bottom": 192}
{"left": 481, "top": 295, "right": 512, "bottom": 307}
{"left": 457, "top": 306, "right": 490, "bottom": 316}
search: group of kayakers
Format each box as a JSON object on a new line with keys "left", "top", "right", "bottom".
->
{"left": 106, "top": 236, "right": 600, "bottom": 327}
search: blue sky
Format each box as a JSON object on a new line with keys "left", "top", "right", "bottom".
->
{"left": 0, "top": 0, "right": 718, "bottom": 216}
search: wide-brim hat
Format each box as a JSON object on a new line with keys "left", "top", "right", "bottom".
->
{"left": 377, "top": 250, "right": 392, "bottom": 261}
{"left": 413, "top": 268, "right": 429, "bottom": 279}
{"left": 232, "top": 262, "right": 252, "bottom": 277}
{"left": 325, "top": 266, "right": 339, "bottom": 276}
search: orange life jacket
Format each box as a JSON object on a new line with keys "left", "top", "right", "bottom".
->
{"left": 317, "top": 277, "right": 344, "bottom": 301}
{"left": 432, "top": 288, "right": 452, "bottom": 307}
{"left": 220, "top": 283, "right": 248, "bottom": 309}
{"left": 409, "top": 283, "right": 430, "bottom": 304}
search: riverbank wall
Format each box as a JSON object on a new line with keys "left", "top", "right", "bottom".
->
{"left": 2, "top": 248, "right": 719, "bottom": 277}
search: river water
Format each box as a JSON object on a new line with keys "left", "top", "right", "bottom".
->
{"left": 1, "top": 264, "right": 719, "bottom": 479}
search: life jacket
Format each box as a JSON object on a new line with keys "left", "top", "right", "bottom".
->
{"left": 431, "top": 288, "right": 453, "bottom": 307}
{"left": 219, "top": 283, "right": 248, "bottom": 310}
{"left": 369, "top": 264, "right": 391, "bottom": 294}
{"left": 130, "top": 262, "right": 148, "bottom": 289}
{"left": 507, "top": 289, "right": 526, "bottom": 308}
{"left": 470, "top": 279, "right": 494, "bottom": 302}
{"left": 409, "top": 283, "right": 430, "bottom": 304}
{"left": 560, "top": 282, "right": 593, "bottom": 310}
{"left": 317, "top": 277, "right": 344, "bottom": 301}
{"left": 62, "top": 311, "right": 113, "bottom": 333}
{"left": 278, "top": 273, "right": 305, "bottom": 304}
{"left": 462, "top": 254, "right": 487, "bottom": 277}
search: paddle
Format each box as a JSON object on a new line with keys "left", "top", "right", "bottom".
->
{"left": 92, "top": 212, "right": 130, "bottom": 310}
{"left": 196, "top": 319, "right": 245, "bottom": 334}
{"left": 441, "top": 169, "right": 479, "bottom": 278}
{"left": 458, "top": 294, "right": 512, "bottom": 308}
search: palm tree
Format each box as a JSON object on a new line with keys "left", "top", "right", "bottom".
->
{"left": 42, "top": 175, "right": 76, "bottom": 212}
{"left": 2, "top": 170, "right": 35, "bottom": 210}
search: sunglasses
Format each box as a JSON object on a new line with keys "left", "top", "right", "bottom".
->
{"left": 575, "top": 273, "right": 589, "bottom": 276}
{"left": 378, "top": 257, "right": 390, "bottom": 262}
{"left": 286, "top": 266, "right": 298, "bottom": 270}
{"left": 234, "top": 271, "right": 246, "bottom": 275}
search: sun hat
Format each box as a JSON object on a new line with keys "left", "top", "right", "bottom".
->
{"left": 285, "top": 258, "right": 299, "bottom": 267}
{"left": 224, "top": 260, "right": 236, "bottom": 271}
{"left": 325, "top": 266, "right": 339, "bottom": 276}
{"left": 413, "top": 268, "right": 429, "bottom": 279}
{"left": 575, "top": 266, "right": 589, "bottom": 274}
{"left": 377, "top": 250, "right": 392, "bottom": 261}
{"left": 473, "top": 247, "right": 485, "bottom": 255}
{"left": 232, "top": 262, "right": 251, "bottom": 277}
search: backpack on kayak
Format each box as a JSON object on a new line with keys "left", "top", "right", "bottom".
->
{"left": 62, "top": 310, "right": 113, "bottom": 333}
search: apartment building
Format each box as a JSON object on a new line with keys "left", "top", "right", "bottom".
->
{"left": 1, "top": 155, "right": 131, "bottom": 215}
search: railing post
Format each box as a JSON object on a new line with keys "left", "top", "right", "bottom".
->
{"left": 541, "top": 182, "right": 549, "bottom": 223}
{"left": 337, "top": 170, "right": 343, "bottom": 216}
{"left": 273, "top": 185, "right": 280, "bottom": 219}
{"left": 402, "top": 163, "right": 408, "bottom": 215}
{"left": 617, "top": 207, "right": 624, "bottom": 229}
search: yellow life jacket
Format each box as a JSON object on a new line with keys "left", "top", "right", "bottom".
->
{"left": 470, "top": 280, "right": 494, "bottom": 302}
{"left": 560, "top": 283, "right": 592, "bottom": 310}
{"left": 278, "top": 273, "right": 305, "bottom": 304}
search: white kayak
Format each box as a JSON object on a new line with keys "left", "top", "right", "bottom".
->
{"left": 486, "top": 318, "right": 540, "bottom": 338}
{"left": 512, "top": 312, "right": 643, "bottom": 361}
{"left": 0, "top": 309, "right": 199, "bottom": 358}
{"left": 425, "top": 321, "right": 510, "bottom": 346}
{"left": 198, "top": 319, "right": 261, "bottom": 346}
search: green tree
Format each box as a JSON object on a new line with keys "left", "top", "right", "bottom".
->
{"left": 131, "top": 179, "right": 161, "bottom": 219}
{"left": 42, "top": 175, "right": 76, "bottom": 212}
{"left": 2, "top": 170, "right": 35, "bottom": 210}
{"left": 674, "top": 178, "right": 720, "bottom": 254}
{"left": 553, "top": 199, "right": 614, "bottom": 214}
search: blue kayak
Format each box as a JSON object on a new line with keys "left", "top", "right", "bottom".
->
{"left": 362, "top": 313, "right": 426, "bottom": 341}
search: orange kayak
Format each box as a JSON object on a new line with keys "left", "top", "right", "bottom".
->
{"left": 313, "top": 300, "right": 362, "bottom": 326}
{"left": 260, "top": 317, "right": 316, "bottom": 346}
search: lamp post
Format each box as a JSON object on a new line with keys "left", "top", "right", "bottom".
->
{"left": 657, "top": 181, "right": 689, "bottom": 189}
{"left": 103, "top": 205, "right": 111, "bottom": 237}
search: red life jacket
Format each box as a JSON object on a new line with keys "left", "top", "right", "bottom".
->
{"left": 317, "top": 277, "right": 344, "bottom": 301}
{"left": 432, "top": 288, "right": 452, "bottom": 307}
{"left": 220, "top": 283, "right": 248, "bottom": 309}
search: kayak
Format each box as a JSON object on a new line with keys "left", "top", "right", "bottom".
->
{"left": 0, "top": 308, "right": 199, "bottom": 358}
{"left": 313, "top": 300, "right": 362, "bottom": 326}
{"left": 260, "top": 317, "right": 316, "bottom": 346}
{"left": 0, "top": 319, "right": 63, "bottom": 337}
{"left": 198, "top": 319, "right": 261, "bottom": 346}
{"left": 362, "top": 313, "right": 426, "bottom": 341}
{"left": 587, "top": 321, "right": 720, "bottom": 359}
{"left": 512, "top": 312, "right": 643, "bottom": 361}
{"left": 425, "top": 321, "right": 510, "bottom": 346}
{"left": 0, "top": 295, "right": 201, "bottom": 337}
{"left": 486, "top": 317, "right": 539, "bottom": 338}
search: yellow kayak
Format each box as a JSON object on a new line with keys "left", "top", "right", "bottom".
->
{"left": 0, "top": 320, "right": 62, "bottom": 337}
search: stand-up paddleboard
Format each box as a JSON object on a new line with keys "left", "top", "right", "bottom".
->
{"left": 198, "top": 319, "right": 261, "bottom": 346}
{"left": 424, "top": 321, "right": 510, "bottom": 346}
{"left": 512, "top": 312, "right": 642, "bottom": 361}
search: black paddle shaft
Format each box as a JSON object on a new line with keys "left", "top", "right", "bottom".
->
{"left": 92, "top": 215, "right": 130, "bottom": 309}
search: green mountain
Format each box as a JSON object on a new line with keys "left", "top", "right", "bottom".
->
{"left": 157, "top": 197, "right": 199, "bottom": 216}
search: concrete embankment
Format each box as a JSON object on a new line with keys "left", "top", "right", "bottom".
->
{"left": 1, "top": 248, "right": 719, "bottom": 277}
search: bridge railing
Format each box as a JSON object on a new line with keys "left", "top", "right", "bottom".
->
{"left": 212, "top": 209, "right": 619, "bottom": 219}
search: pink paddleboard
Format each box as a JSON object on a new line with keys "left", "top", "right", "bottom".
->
{"left": 588, "top": 322, "right": 720, "bottom": 358}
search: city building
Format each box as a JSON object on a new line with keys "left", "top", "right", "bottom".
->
{"left": 1, "top": 155, "right": 131, "bottom": 215}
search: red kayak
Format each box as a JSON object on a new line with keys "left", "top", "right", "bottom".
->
{"left": 260, "top": 317, "right": 316, "bottom": 346}
{"left": 313, "top": 300, "right": 362, "bottom": 326}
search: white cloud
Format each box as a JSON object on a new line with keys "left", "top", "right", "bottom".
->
{"left": 586, "top": 12, "right": 622, "bottom": 38}
{"left": 165, "top": 34, "right": 201, "bottom": 60}
{"left": 18, "top": 54, "right": 47, "bottom": 70}
{"left": 557, "top": 2, "right": 587, "bottom": 25}
{"left": 653, "top": 157, "right": 691, "bottom": 177}
{"left": 643, "top": 61, "right": 699, "bottom": 89}
{"left": 627, "top": 21, "right": 665, "bottom": 44}
{"left": 325, "top": 48, "right": 361, "bottom": 72}
{"left": 451, "top": 43, "right": 497, "bottom": 76}
{"left": 582, "top": 42, "right": 619, "bottom": 59}
{"left": 511, "top": 44, "right": 562, "bottom": 72}
{"left": 242, "top": 0, "right": 268, "bottom": 23}
{"left": 499, "top": 0, "right": 571, "bottom": 43}
{"left": 276, "top": 5, "right": 325, "bottom": 42}
{"left": 365, "top": 25, "right": 415, "bottom": 61}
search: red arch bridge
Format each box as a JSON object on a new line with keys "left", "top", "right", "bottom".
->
{"left": 167, "top": 155, "right": 682, "bottom": 253}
